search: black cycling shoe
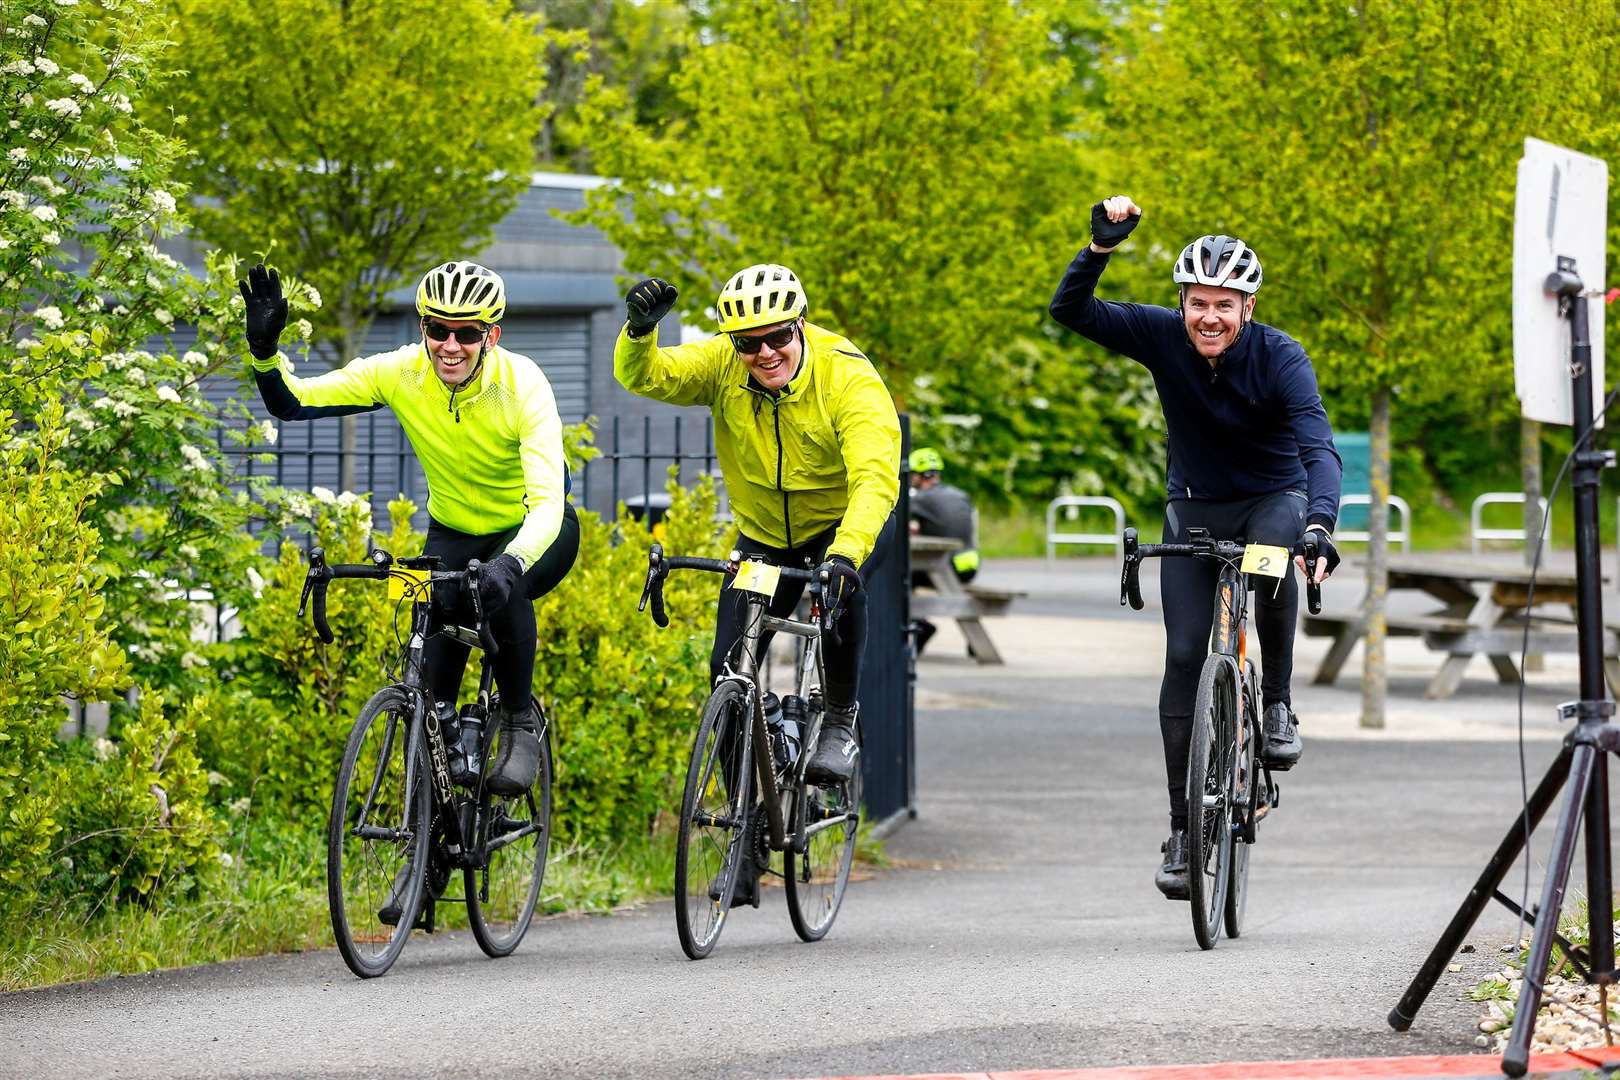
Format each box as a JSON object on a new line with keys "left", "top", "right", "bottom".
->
{"left": 1155, "top": 830, "right": 1190, "bottom": 900}
{"left": 805, "top": 707, "right": 859, "bottom": 785}
{"left": 1261, "top": 702, "right": 1303, "bottom": 770}
{"left": 707, "top": 863, "right": 760, "bottom": 909}
{"left": 487, "top": 703, "right": 540, "bottom": 796}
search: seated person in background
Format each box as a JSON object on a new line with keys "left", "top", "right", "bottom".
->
{"left": 908, "top": 447, "right": 980, "bottom": 656}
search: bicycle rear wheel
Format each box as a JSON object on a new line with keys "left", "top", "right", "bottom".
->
{"left": 327, "top": 686, "right": 431, "bottom": 978}
{"left": 675, "top": 680, "right": 754, "bottom": 960}
{"left": 786, "top": 715, "right": 861, "bottom": 942}
{"left": 467, "top": 699, "right": 553, "bottom": 958}
{"left": 1186, "top": 655, "right": 1235, "bottom": 950}
{"left": 1225, "top": 662, "right": 1259, "bottom": 939}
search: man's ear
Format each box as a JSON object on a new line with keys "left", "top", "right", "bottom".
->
{"left": 1244, "top": 295, "right": 1257, "bottom": 320}
{"left": 487, "top": 324, "right": 502, "bottom": 348}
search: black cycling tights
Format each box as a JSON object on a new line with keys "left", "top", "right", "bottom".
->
{"left": 709, "top": 513, "right": 896, "bottom": 712}
{"left": 422, "top": 503, "right": 581, "bottom": 709}
{"left": 1159, "top": 491, "right": 1305, "bottom": 832}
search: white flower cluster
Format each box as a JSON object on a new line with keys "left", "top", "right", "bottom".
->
{"left": 155, "top": 384, "right": 181, "bottom": 404}
{"left": 149, "top": 189, "right": 176, "bottom": 214}
{"left": 44, "top": 97, "right": 80, "bottom": 119}
{"left": 153, "top": 309, "right": 172, "bottom": 326}
{"left": 180, "top": 443, "right": 213, "bottom": 472}
{"left": 8, "top": 147, "right": 26, "bottom": 164}
{"left": 33, "top": 305, "right": 64, "bottom": 330}
{"left": 0, "top": 190, "right": 26, "bottom": 209}
{"left": 179, "top": 650, "right": 207, "bottom": 670}
{"left": 35, "top": 58, "right": 60, "bottom": 77}
{"left": 182, "top": 350, "right": 209, "bottom": 369}
{"left": 255, "top": 419, "right": 278, "bottom": 445}
{"left": 67, "top": 73, "right": 95, "bottom": 95}
{"left": 23, "top": 13, "right": 46, "bottom": 27}
{"left": 30, "top": 204, "right": 55, "bottom": 222}
{"left": 2, "top": 60, "right": 35, "bottom": 76}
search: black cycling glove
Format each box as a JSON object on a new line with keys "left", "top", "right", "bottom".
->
{"left": 1305, "top": 528, "right": 1340, "bottom": 579}
{"left": 239, "top": 263, "right": 288, "bottom": 360}
{"left": 1090, "top": 202, "right": 1141, "bottom": 249}
{"left": 817, "top": 555, "right": 861, "bottom": 636}
{"left": 625, "top": 278, "right": 678, "bottom": 338}
{"left": 477, "top": 553, "right": 525, "bottom": 617}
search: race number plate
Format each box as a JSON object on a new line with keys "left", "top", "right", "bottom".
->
{"left": 1240, "top": 544, "right": 1289, "bottom": 579}
{"left": 387, "top": 567, "right": 431, "bottom": 600}
{"left": 732, "top": 560, "right": 781, "bottom": 597}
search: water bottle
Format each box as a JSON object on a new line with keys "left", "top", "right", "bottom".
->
{"left": 432, "top": 701, "right": 460, "bottom": 759}
{"left": 778, "top": 694, "right": 805, "bottom": 769}
{"left": 761, "top": 692, "right": 789, "bottom": 771}
{"left": 451, "top": 702, "right": 485, "bottom": 787}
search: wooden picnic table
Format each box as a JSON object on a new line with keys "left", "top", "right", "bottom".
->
{"left": 908, "top": 534, "right": 1021, "bottom": 665}
{"left": 1303, "top": 553, "right": 1620, "bottom": 698}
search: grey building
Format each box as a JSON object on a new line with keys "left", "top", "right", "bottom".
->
{"left": 175, "top": 171, "right": 713, "bottom": 524}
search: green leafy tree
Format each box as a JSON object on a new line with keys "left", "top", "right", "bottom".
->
{"left": 1102, "top": 0, "right": 1574, "bottom": 726}
{"left": 571, "top": 0, "right": 1086, "bottom": 460}
{"left": 160, "top": 0, "right": 551, "bottom": 491}
{"left": 524, "top": 0, "right": 696, "bottom": 172}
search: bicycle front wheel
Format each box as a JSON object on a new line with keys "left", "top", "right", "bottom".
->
{"left": 1225, "top": 662, "right": 1260, "bottom": 940}
{"left": 327, "top": 686, "right": 431, "bottom": 979}
{"left": 467, "top": 699, "right": 553, "bottom": 959}
{"left": 1186, "top": 655, "right": 1235, "bottom": 950}
{"left": 785, "top": 716, "right": 861, "bottom": 943}
{"left": 675, "top": 680, "right": 754, "bottom": 960}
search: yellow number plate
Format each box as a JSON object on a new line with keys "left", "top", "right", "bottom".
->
{"left": 731, "top": 560, "right": 781, "bottom": 597}
{"left": 387, "top": 567, "right": 431, "bottom": 601}
{"left": 1240, "top": 544, "right": 1289, "bottom": 579}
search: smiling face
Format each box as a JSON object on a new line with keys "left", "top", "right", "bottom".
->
{"left": 422, "top": 317, "right": 500, "bottom": 387}
{"left": 732, "top": 317, "right": 803, "bottom": 392}
{"left": 1181, "top": 284, "right": 1255, "bottom": 361}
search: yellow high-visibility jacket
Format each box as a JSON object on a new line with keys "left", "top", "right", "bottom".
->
{"left": 614, "top": 322, "right": 901, "bottom": 566}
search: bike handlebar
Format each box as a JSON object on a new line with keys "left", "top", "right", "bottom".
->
{"left": 1119, "top": 527, "right": 1324, "bottom": 616}
{"left": 299, "top": 547, "right": 500, "bottom": 655}
{"left": 638, "top": 542, "right": 819, "bottom": 630}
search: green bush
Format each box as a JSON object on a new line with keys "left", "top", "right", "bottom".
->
{"left": 537, "top": 476, "right": 725, "bottom": 846}
{"left": 0, "top": 408, "right": 128, "bottom": 923}
{"left": 45, "top": 692, "right": 226, "bottom": 917}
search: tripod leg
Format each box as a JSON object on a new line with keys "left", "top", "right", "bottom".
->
{"left": 1389, "top": 743, "right": 1572, "bottom": 1031}
{"left": 1503, "top": 743, "right": 1598, "bottom": 1078}
{"left": 1585, "top": 755, "right": 1613, "bottom": 990}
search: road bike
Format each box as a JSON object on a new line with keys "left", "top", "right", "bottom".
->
{"left": 1120, "top": 528, "right": 1322, "bottom": 949}
{"left": 300, "top": 547, "right": 552, "bottom": 978}
{"left": 638, "top": 543, "right": 862, "bottom": 959}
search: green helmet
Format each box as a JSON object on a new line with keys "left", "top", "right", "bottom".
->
{"left": 909, "top": 447, "right": 944, "bottom": 474}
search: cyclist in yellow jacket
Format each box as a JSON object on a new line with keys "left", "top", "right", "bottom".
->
{"left": 239, "top": 261, "right": 579, "bottom": 805}
{"left": 615, "top": 265, "right": 901, "bottom": 806}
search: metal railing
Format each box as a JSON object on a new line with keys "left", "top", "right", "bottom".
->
{"left": 1045, "top": 495, "right": 1125, "bottom": 562}
{"left": 215, "top": 412, "right": 725, "bottom": 524}
{"left": 1335, "top": 493, "right": 1412, "bottom": 551}
{"left": 1472, "top": 492, "right": 1549, "bottom": 554}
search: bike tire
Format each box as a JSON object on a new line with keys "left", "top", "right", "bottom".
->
{"left": 785, "top": 715, "right": 861, "bottom": 943}
{"left": 327, "top": 686, "right": 431, "bottom": 979}
{"left": 1225, "top": 662, "right": 1260, "bottom": 939}
{"left": 1186, "top": 654, "right": 1234, "bottom": 951}
{"left": 675, "top": 680, "right": 754, "bottom": 960}
{"left": 467, "top": 699, "right": 553, "bottom": 959}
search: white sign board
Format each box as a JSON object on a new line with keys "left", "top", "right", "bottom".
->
{"left": 1514, "top": 137, "right": 1607, "bottom": 426}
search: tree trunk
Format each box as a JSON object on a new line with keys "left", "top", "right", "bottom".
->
{"left": 335, "top": 323, "right": 359, "bottom": 496}
{"left": 1522, "top": 417, "right": 1544, "bottom": 671}
{"left": 1360, "top": 387, "right": 1391, "bottom": 729}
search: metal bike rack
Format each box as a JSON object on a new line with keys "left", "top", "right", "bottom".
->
{"left": 1045, "top": 495, "right": 1125, "bottom": 563}
{"left": 1471, "top": 492, "right": 1549, "bottom": 554}
{"left": 1335, "top": 493, "right": 1412, "bottom": 551}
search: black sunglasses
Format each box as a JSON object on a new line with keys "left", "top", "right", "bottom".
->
{"left": 730, "top": 324, "right": 798, "bottom": 355}
{"left": 423, "top": 320, "right": 489, "bottom": 345}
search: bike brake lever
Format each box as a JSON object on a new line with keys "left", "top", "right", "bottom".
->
{"left": 1300, "top": 536, "right": 1323, "bottom": 615}
{"left": 638, "top": 545, "right": 669, "bottom": 628}
{"left": 466, "top": 559, "right": 500, "bottom": 656}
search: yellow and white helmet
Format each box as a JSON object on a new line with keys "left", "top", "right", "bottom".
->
{"left": 715, "top": 263, "right": 806, "bottom": 333}
{"left": 416, "top": 260, "right": 507, "bottom": 324}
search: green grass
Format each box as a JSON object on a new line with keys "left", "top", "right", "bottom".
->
{"left": 0, "top": 809, "right": 888, "bottom": 991}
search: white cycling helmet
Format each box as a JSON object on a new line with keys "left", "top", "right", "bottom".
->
{"left": 1172, "top": 235, "right": 1262, "bottom": 295}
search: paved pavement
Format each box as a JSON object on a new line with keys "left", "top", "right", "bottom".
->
{"left": 0, "top": 555, "right": 1602, "bottom": 1079}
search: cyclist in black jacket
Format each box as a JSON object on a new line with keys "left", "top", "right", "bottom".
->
{"left": 1049, "top": 194, "right": 1343, "bottom": 901}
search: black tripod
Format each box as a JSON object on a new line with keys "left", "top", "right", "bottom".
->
{"left": 1388, "top": 256, "right": 1616, "bottom": 1077}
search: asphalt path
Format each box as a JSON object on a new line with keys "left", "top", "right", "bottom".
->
{"left": 0, "top": 557, "right": 1594, "bottom": 1079}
